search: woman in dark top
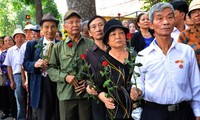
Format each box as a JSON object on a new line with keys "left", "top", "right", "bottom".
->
{"left": 131, "top": 13, "right": 155, "bottom": 53}
{"left": 98, "top": 19, "right": 133, "bottom": 120}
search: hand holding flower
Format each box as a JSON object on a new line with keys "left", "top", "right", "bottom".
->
{"left": 86, "top": 85, "right": 98, "bottom": 95}
{"left": 98, "top": 92, "right": 115, "bottom": 110}
{"left": 130, "top": 87, "right": 142, "bottom": 101}
{"left": 34, "top": 59, "right": 47, "bottom": 69}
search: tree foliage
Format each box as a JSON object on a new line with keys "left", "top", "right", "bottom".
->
{"left": 140, "top": 0, "right": 192, "bottom": 11}
{"left": 0, "top": 0, "right": 61, "bottom": 36}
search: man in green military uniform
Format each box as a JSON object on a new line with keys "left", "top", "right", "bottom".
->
{"left": 47, "top": 10, "right": 93, "bottom": 120}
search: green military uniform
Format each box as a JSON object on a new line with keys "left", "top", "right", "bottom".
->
{"left": 47, "top": 36, "right": 93, "bottom": 120}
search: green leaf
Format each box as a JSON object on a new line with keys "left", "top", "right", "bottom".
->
{"left": 103, "top": 79, "right": 111, "bottom": 88}
{"left": 105, "top": 93, "right": 110, "bottom": 98}
{"left": 100, "top": 71, "right": 105, "bottom": 76}
{"left": 108, "top": 87, "right": 114, "bottom": 92}
{"left": 135, "top": 72, "right": 141, "bottom": 77}
{"left": 135, "top": 63, "right": 143, "bottom": 67}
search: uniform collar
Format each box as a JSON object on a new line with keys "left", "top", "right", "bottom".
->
{"left": 65, "top": 35, "right": 84, "bottom": 44}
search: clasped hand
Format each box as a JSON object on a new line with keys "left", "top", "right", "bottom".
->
{"left": 65, "top": 75, "right": 86, "bottom": 95}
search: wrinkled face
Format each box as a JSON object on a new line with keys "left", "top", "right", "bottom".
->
{"left": 137, "top": 14, "right": 150, "bottom": 29}
{"left": 4, "top": 36, "right": 14, "bottom": 49}
{"left": 14, "top": 34, "right": 25, "bottom": 46}
{"left": 64, "top": 16, "right": 81, "bottom": 36}
{"left": 41, "top": 21, "right": 57, "bottom": 40}
{"left": 108, "top": 28, "right": 126, "bottom": 48}
{"left": 150, "top": 8, "right": 175, "bottom": 37}
{"left": 174, "top": 10, "right": 185, "bottom": 26}
{"left": 190, "top": 9, "right": 200, "bottom": 25}
{"left": 89, "top": 18, "right": 105, "bottom": 41}
{"left": 25, "top": 29, "right": 33, "bottom": 40}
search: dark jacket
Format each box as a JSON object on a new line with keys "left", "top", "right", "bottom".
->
{"left": 23, "top": 38, "right": 59, "bottom": 108}
{"left": 131, "top": 29, "right": 154, "bottom": 53}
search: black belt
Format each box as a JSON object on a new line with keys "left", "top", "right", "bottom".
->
{"left": 145, "top": 101, "right": 189, "bottom": 112}
{"left": 14, "top": 73, "right": 21, "bottom": 75}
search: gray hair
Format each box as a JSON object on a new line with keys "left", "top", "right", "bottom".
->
{"left": 81, "top": 20, "right": 89, "bottom": 32}
{"left": 149, "top": 2, "right": 174, "bottom": 22}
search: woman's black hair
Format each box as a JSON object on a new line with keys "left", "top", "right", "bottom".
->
{"left": 135, "top": 13, "right": 146, "bottom": 30}
{"left": 3, "top": 36, "right": 16, "bottom": 45}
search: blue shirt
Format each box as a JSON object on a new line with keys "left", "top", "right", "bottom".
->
{"left": 144, "top": 37, "right": 154, "bottom": 48}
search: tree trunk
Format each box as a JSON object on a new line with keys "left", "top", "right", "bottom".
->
{"left": 34, "top": 0, "right": 43, "bottom": 24}
{"left": 66, "top": 0, "right": 96, "bottom": 21}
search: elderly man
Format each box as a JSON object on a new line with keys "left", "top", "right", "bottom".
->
{"left": 178, "top": 0, "right": 200, "bottom": 70}
{"left": 3, "top": 29, "right": 26, "bottom": 120}
{"left": 23, "top": 13, "right": 60, "bottom": 120}
{"left": 47, "top": 10, "right": 93, "bottom": 120}
{"left": 130, "top": 2, "right": 200, "bottom": 120}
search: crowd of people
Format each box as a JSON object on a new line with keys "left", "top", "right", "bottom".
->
{"left": 0, "top": 0, "right": 200, "bottom": 120}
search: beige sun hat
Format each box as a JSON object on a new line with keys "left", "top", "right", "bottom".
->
{"left": 13, "top": 28, "right": 26, "bottom": 39}
{"left": 188, "top": 0, "right": 200, "bottom": 17}
{"left": 23, "top": 24, "right": 34, "bottom": 31}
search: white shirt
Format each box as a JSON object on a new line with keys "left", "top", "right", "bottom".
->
{"left": 3, "top": 45, "right": 21, "bottom": 74}
{"left": 171, "top": 24, "right": 188, "bottom": 42}
{"left": 43, "top": 37, "right": 55, "bottom": 56}
{"left": 42, "top": 37, "right": 56, "bottom": 77}
{"left": 17, "top": 41, "right": 28, "bottom": 65}
{"left": 132, "top": 39, "right": 200, "bottom": 116}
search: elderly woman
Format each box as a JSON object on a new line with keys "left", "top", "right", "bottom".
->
{"left": 97, "top": 19, "right": 133, "bottom": 120}
{"left": 178, "top": 0, "right": 200, "bottom": 70}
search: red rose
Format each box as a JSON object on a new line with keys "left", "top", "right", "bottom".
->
{"left": 102, "top": 60, "right": 109, "bottom": 67}
{"left": 175, "top": 60, "right": 179, "bottom": 63}
{"left": 179, "top": 64, "right": 183, "bottom": 69}
{"left": 117, "top": 13, "right": 121, "bottom": 17}
{"left": 80, "top": 54, "right": 86, "bottom": 60}
{"left": 68, "top": 43, "right": 73, "bottom": 48}
{"left": 126, "top": 33, "right": 132, "bottom": 40}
